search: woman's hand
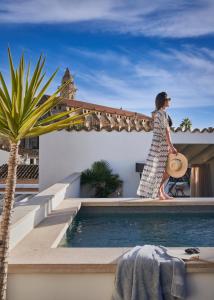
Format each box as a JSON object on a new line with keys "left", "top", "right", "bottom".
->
{"left": 169, "top": 145, "right": 178, "bottom": 155}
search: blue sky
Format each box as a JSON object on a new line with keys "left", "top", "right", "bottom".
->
{"left": 0, "top": 0, "right": 214, "bottom": 128}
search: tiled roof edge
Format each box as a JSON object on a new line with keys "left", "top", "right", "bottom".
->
{"left": 170, "top": 127, "right": 214, "bottom": 133}
{"left": 63, "top": 126, "right": 214, "bottom": 133}
{"left": 65, "top": 126, "right": 152, "bottom": 132}
{"left": 43, "top": 95, "right": 152, "bottom": 120}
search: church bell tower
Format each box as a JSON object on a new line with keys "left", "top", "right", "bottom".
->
{"left": 60, "top": 68, "right": 77, "bottom": 100}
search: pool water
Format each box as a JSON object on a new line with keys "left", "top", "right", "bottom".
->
{"left": 60, "top": 211, "right": 214, "bottom": 247}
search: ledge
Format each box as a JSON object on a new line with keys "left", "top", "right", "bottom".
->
{"left": 79, "top": 197, "right": 214, "bottom": 206}
{"left": 8, "top": 262, "right": 214, "bottom": 274}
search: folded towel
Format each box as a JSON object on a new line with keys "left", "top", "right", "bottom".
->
{"left": 112, "top": 245, "right": 186, "bottom": 300}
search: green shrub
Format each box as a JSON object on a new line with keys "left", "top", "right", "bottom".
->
{"left": 81, "top": 160, "right": 122, "bottom": 197}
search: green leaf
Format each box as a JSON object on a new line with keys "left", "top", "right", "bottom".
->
{"left": 0, "top": 95, "right": 11, "bottom": 116}
{"left": 25, "top": 119, "right": 83, "bottom": 138}
{"left": 27, "top": 69, "right": 59, "bottom": 114}
{"left": 0, "top": 88, "right": 11, "bottom": 114}
{"left": 22, "top": 79, "right": 71, "bottom": 124}
{"left": 17, "top": 97, "right": 60, "bottom": 139}
{"left": 0, "top": 49, "right": 91, "bottom": 144}
{"left": 37, "top": 107, "right": 82, "bottom": 126}
{"left": 0, "top": 121, "right": 12, "bottom": 137}
{"left": 8, "top": 48, "right": 17, "bottom": 106}
{"left": 0, "top": 100, "right": 16, "bottom": 136}
{"left": 30, "top": 111, "right": 87, "bottom": 135}
{"left": 22, "top": 55, "right": 44, "bottom": 115}
{"left": 25, "top": 61, "right": 31, "bottom": 93}
{"left": 0, "top": 72, "right": 11, "bottom": 110}
{"left": 32, "top": 57, "right": 46, "bottom": 96}
{"left": 0, "top": 114, "right": 8, "bottom": 127}
{"left": 17, "top": 54, "right": 24, "bottom": 121}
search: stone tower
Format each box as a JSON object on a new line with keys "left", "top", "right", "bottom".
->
{"left": 60, "top": 68, "right": 77, "bottom": 100}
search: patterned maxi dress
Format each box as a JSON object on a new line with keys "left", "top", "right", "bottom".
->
{"left": 137, "top": 109, "right": 169, "bottom": 199}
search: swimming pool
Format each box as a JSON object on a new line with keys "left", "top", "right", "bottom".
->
{"left": 59, "top": 207, "right": 214, "bottom": 247}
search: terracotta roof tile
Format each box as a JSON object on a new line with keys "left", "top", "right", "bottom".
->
{"left": 170, "top": 127, "right": 214, "bottom": 133}
{"left": 41, "top": 95, "right": 151, "bottom": 120}
{"left": 62, "top": 99, "right": 151, "bottom": 120}
{"left": 41, "top": 95, "right": 214, "bottom": 132}
{"left": 192, "top": 128, "right": 201, "bottom": 133}
{"left": 66, "top": 126, "right": 152, "bottom": 132}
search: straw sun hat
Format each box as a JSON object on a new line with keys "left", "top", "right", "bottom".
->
{"left": 166, "top": 153, "right": 188, "bottom": 178}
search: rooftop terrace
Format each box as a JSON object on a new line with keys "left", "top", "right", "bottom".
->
{"left": 4, "top": 174, "right": 214, "bottom": 300}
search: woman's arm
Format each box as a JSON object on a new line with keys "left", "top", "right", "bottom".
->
{"left": 166, "top": 126, "right": 178, "bottom": 154}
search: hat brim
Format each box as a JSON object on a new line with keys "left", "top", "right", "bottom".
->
{"left": 166, "top": 153, "right": 188, "bottom": 178}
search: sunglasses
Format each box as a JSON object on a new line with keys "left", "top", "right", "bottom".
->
{"left": 185, "top": 247, "right": 200, "bottom": 254}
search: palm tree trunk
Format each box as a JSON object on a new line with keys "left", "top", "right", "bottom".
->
{"left": 0, "top": 142, "right": 19, "bottom": 300}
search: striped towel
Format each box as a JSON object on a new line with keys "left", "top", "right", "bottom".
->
{"left": 112, "top": 245, "right": 186, "bottom": 300}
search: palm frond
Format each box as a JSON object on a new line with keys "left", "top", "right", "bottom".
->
{"left": 25, "top": 120, "right": 83, "bottom": 138}
{"left": 0, "top": 48, "right": 91, "bottom": 143}
{"left": 0, "top": 72, "right": 11, "bottom": 110}
{"left": 36, "top": 107, "right": 82, "bottom": 126}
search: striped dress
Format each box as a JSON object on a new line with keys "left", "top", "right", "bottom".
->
{"left": 137, "top": 109, "right": 169, "bottom": 199}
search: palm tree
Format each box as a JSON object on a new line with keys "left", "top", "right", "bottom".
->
{"left": 180, "top": 118, "right": 192, "bottom": 131}
{"left": 81, "top": 160, "right": 122, "bottom": 197}
{"left": 0, "top": 49, "right": 88, "bottom": 300}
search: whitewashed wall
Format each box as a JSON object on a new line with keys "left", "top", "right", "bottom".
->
{"left": 7, "top": 273, "right": 214, "bottom": 300}
{"left": 0, "top": 149, "right": 9, "bottom": 166}
{"left": 40, "top": 131, "right": 214, "bottom": 196}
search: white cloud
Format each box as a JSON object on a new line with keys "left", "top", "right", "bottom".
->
{"left": 1, "top": 0, "right": 214, "bottom": 38}
{"left": 66, "top": 47, "right": 130, "bottom": 66}
{"left": 2, "top": 44, "right": 213, "bottom": 111}
{"left": 0, "top": 0, "right": 115, "bottom": 23}
{"left": 64, "top": 46, "right": 214, "bottom": 111}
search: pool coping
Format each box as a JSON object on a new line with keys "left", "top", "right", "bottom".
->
{"left": 8, "top": 197, "right": 214, "bottom": 274}
{"left": 80, "top": 197, "right": 214, "bottom": 206}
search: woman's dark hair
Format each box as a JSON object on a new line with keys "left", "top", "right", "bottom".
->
{"left": 155, "top": 91, "right": 170, "bottom": 110}
{"left": 154, "top": 92, "right": 173, "bottom": 127}
{"left": 167, "top": 115, "right": 173, "bottom": 127}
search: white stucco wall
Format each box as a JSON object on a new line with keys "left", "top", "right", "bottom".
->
{"left": 40, "top": 131, "right": 214, "bottom": 196}
{"left": 7, "top": 272, "right": 214, "bottom": 300}
{"left": 0, "top": 149, "right": 9, "bottom": 166}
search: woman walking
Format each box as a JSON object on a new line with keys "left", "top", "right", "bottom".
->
{"left": 137, "top": 92, "right": 177, "bottom": 200}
